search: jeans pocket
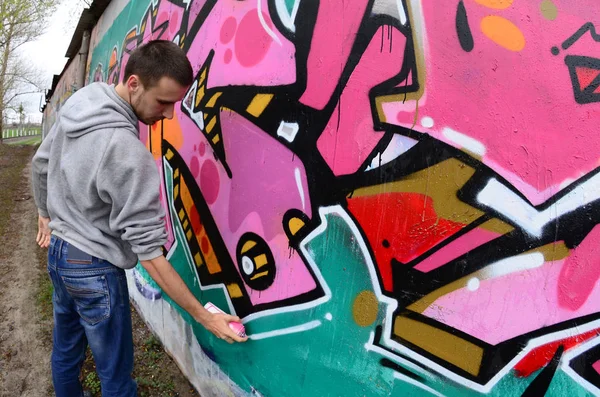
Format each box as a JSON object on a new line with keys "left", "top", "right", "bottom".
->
{"left": 61, "top": 274, "right": 110, "bottom": 325}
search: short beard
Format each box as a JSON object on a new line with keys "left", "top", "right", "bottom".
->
{"left": 128, "top": 91, "right": 149, "bottom": 124}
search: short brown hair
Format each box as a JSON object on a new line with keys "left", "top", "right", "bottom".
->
{"left": 123, "top": 40, "right": 193, "bottom": 88}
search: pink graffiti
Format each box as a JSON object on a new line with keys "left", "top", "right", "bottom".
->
{"left": 234, "top": 10, "right": 273, "bottom": 67}
{"left": 199, "top": 159, "right": 220, "bottom": 205}
{"left": 384, "top": 0, "right": 600, "bottom": 204}
{"left": 422, "top": 258, "right": 600, "bottom": 345}
{"left": 414, "top": 227, "right": 502, "bottom": 273}
{"left": 558, "top": 225, "right": 600, "bottom": 310}
{"left": 174, "top": 106, "right": 316, "bottom": 305}
{"left": 187, "top": 0, "right": 209, "bottom": 35}
{"left": 218, "top": 109, "right": 316, "bottom": 304}
{"left": 594, "top": 359, "right": 600, "bottom": 375}
{"left": 186, "top": 0, "right": 296, "bottom": 89}
{"left": 300, "top": 0, "right": 370, "bottom": 110}
{"left": 317, "top": 25, "right": 407, "bottom": 175}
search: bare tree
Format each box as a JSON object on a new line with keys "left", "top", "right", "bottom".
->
{"left": 0, "top": 0, "right": 59, "bottom": 143}
{"left": 18, "top": 102, "right": 24, "bottom": 134}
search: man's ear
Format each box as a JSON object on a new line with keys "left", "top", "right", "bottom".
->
{"left": 126, "top": 75, "right": 141, "bottom": 92}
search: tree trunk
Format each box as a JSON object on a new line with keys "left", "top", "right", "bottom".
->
{"left": 0, "top": 21, "right": 14, "bottom": 145}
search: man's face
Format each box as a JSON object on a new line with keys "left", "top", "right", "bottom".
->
{"left": 129, "top": 76, "right": 188, "bottom": 125}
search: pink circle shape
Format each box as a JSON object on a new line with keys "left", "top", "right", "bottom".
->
{"left": 200, "top": 161, "right": 220, "bottom": 205}
{"left": 220, "top": 17, "right": 237, "bottom": 44}
{"left": 224, "top": 48, "right": 233, "bottom": 64}
{"left": 234, "top": 10, "right": 273, "bottom": 67}
{"left": 168, "top": 12, "right": 180, "bottom": 36}
{"left": 199, "top": 142, "right": 206, "bottom": 157}
{"left": 190, "top": 156, "right": 200, "bottom": 178}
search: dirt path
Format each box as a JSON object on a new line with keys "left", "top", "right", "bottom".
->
{"left": 0, "top": 161, "right": 52, "bottom": 396}
{"left": 0, "top": 145, "right": 200, "bottom": 396}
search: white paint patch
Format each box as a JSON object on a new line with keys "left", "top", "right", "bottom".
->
{"left": 396, "top": 0, "right": 408, "bottom": 25}
{"left": 295, "top": 168, "right": 306, "bottom": 211}
{"left": 477, "top": 173, "right": 600, "bottom": 237}
{"left": 364, "top": 332, "right": 430, "bottom": 376}
{"left": 393, "top": 372, "right": 446, "bottom": 397}
{"left": 371, "top": 0, "right": 408, "bottom": 25}
{"left": 248, "top": 320, "right": 322, "bottom": 340}
{"left": 242, "top": 256, "right": 254, "bottom": 275}
{"left": 481, "top": 252, "right": 545, "bottom": 279}
{"left": 274, "top": 0, "right": 299, "bottom": 32}
{"left": 181, "top": 80, "right": 205, "bottom": 130}
{"left": 442, "top": 127, "right": 486, "bottom": 156}
{"left": 277, "top": 121, "right": 299, "bottom": 142}
{"left": 466, "top": 277, "right": 480, "bottom": 291}
{"left": 257, "top": 0, "right": 282, "bottom": 46}
{"left": 325, "top": 313, "right": 333, "bottom": 321}
{"left": 365, "top": 134, "right": 418, "bottom": 171}
{"left": 421, "top": 116, "right": 434, "bottom": 128}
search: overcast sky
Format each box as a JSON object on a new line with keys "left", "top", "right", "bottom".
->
{"left": 19, "top": 0, "right": 85, "bottom": 124}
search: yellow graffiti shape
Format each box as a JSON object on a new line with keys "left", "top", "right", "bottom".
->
{"left": 481, "top": 15, "right": 526, "bottom": 51}
{"left": 474, "top": 0, "right": 514, "bottom": 9}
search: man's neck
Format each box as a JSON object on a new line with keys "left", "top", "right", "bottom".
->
{"left": 114, "top": 83, "right": 131, "bottom": 106}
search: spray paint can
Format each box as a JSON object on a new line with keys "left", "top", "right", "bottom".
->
{"left": 204, "top": 302, "right": 247, "bottom": 338}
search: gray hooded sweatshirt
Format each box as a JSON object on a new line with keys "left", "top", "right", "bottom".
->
{"left": 32, "top": 82, "right": 167, "bottom": 269}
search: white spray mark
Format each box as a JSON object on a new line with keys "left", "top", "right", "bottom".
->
{"left": 466, "top": 277, "right": 480, "bottom": 291}
{"left": 365, "top": 134, "right": 418, "bottom": 171}
{"left": 257, "top": 0, "right": 282, "bottom": 46}
{"left": 396, "top": 0, "right": 408, "bottom": 25}
{"left": 481, "top": 252, "right": 545, "bottom": 279}
{"left": 325, "top": 313, "right": 333, "bottom": 321}
{"left": 277, "top": 121, "right": 299, "bottom": 142}
{"left": 295, "top": 167, "right": 306, "bottom": 211}
{"left": 442, "top": 127, "right": 486, "bottom": 156}
{"left": 364, "top": 331, "right": 430, "bottom": 376}
{"left": 421, "top": 116, "right": 434, "bottom": 128}
{"left": 393, "top": 372, "right": 446, "bottom": 397}
{"left": 274, "top": 0, "right": 299, "bottom": 32}
{"left": 181, "top": 80, "right": 205, "bottom": 130}
{"left": 477, "top": 173, "right": 600, "bottom": 237}
{"left": 248, "top": 320, "right": 322, "bottom": 340}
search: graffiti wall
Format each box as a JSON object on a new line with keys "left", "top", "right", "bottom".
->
{"left": 53, "top": 0, "right": 600, "bottom": 395}
{"left": 42, "top": 58, "right": 82, "bottom": 137}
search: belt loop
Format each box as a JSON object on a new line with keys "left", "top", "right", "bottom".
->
{"left": 57, "top": 238, "right": 64, "bottom": 260}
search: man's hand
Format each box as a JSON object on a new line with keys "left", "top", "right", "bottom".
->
{"left": 36, "top": 215, "right": 51, "bottom": 248}
{"left": 196, "top": 312, "right": 248, "bottom": 344}
{"left": 140, "top": 255, "right": 248, "bottom": 344}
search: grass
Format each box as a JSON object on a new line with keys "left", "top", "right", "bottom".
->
{"left": 78, "top": 311, "right": 197, "bottom": 397}
{"left": 7, "top": 136, "right": 42, "bottom": 146}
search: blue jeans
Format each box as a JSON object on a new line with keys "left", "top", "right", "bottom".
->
{"left": 47, "top": 235, "right": 137, "bottom": 397}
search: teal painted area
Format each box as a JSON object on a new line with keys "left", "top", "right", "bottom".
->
{"left": 284, "top": 0, "right": 296, "bottom": 15}
{"left": 87, "top": 0, "right": 149, "bottom": 83}
{"left": 141, "top": 158, "right": 568, "bottom": 397}
{"left": 133, "top": 156, "right": 599, "bottom": 396}
{"left": 544, "top": 371, "right": 597, "bottom": 397}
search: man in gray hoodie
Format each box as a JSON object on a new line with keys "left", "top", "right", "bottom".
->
{"left": 32, "top": 40, "right": 246, "bottom": 397}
